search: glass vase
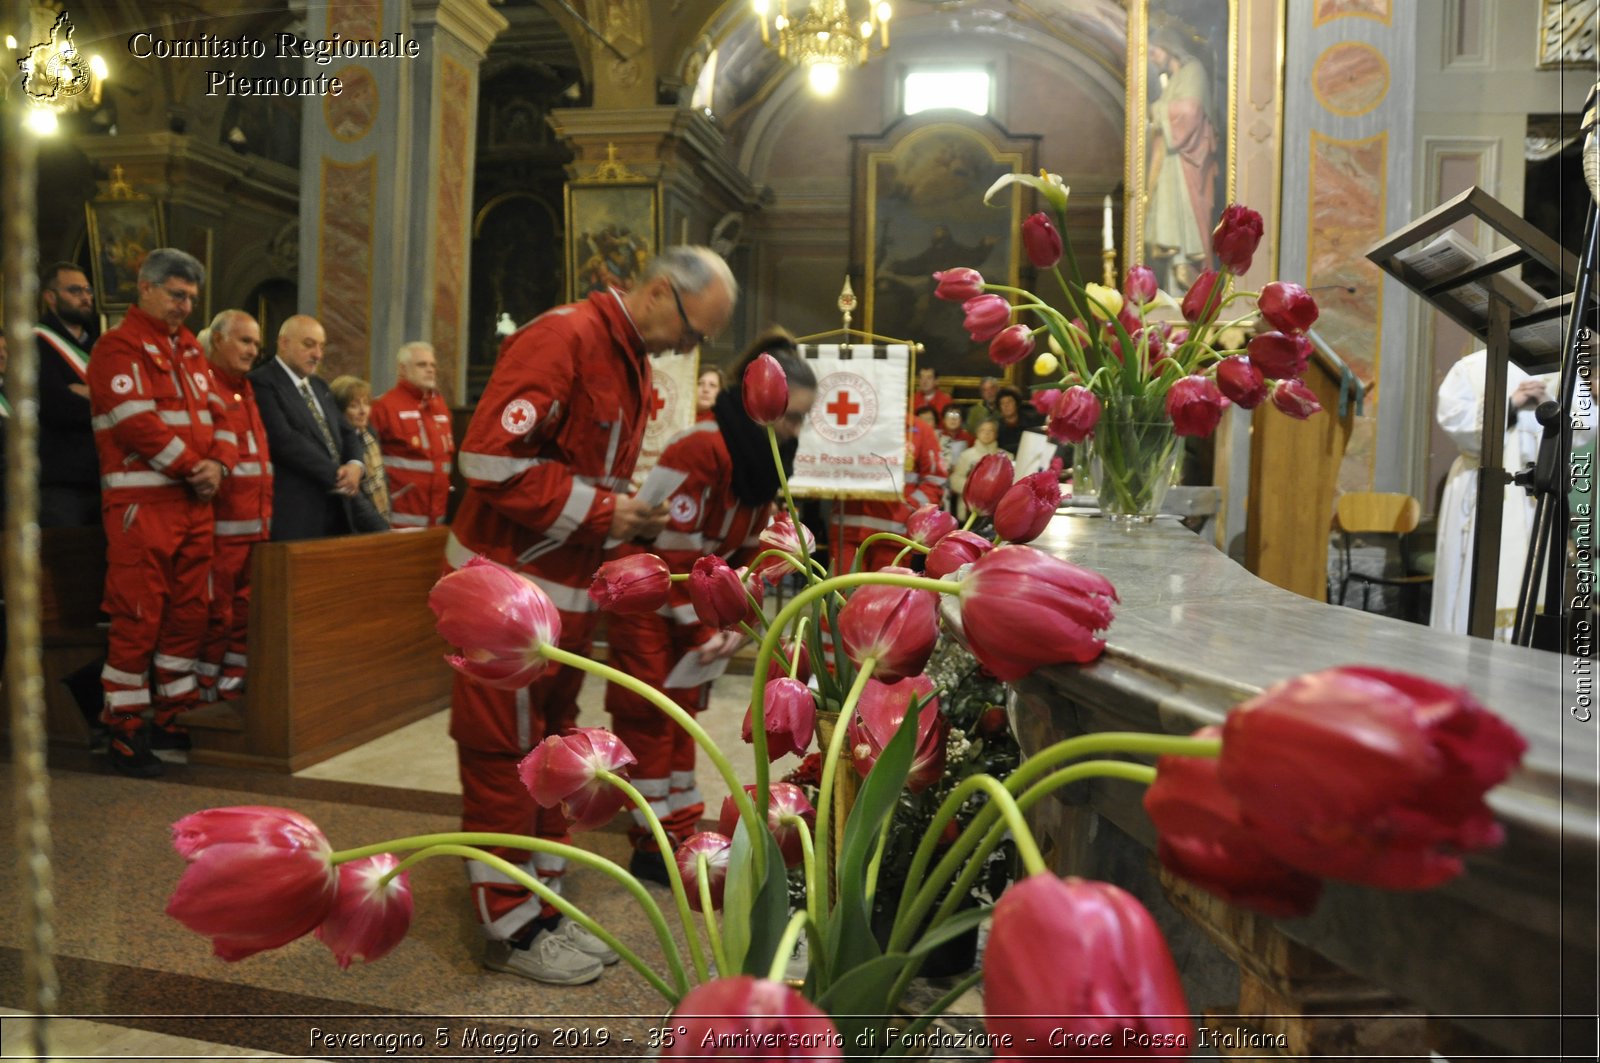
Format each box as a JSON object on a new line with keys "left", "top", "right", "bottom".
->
{"left": 1086, "top": 397, "right": 1182, "bottom": 524}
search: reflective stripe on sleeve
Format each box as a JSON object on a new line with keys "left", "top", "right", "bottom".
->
{"left": 91, "top": 399, "right": 156, "bottom": 430}
{"left": 457, "top": 451, "right": 545, "bottom": 483}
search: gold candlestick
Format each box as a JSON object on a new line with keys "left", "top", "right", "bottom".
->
{"left": 1101, "top": 247, "right": 1117, "bottom": 288}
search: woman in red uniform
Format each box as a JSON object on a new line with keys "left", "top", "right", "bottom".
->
{"left": 603, "top": 330, "right": 817, "bottom": 881}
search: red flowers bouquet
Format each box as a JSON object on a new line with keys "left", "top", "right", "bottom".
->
{"left": 936, "top": 172, "right": 1325, "bottom": 521}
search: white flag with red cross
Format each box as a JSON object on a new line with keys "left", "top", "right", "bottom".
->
{"left": 789, "top": 344, "right": 909, "bottom": 501}
{"left": 630, "top": 350, "right": 700, "bottom": 492}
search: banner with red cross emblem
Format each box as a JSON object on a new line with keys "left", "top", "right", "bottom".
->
{"left": 789, "top": 344, "right": 909, "bottom": 501}
{"left": 630, "top": 350, "right": 700, "bottom": 491}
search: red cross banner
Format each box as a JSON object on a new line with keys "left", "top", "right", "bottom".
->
{"left": 630, "top": 350, "right": 700, "bottom": 492}
{"left": 788, "top": 344, "right": 910, "bottom": 501}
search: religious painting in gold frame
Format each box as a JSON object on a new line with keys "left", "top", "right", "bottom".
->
{"left": 853, "top": 114, "right": 1037, "bottom": 387}
{"left": 564, "top": 181, "right": 659, "bottom": 302}
{"left": 1126, "top": 0, "right": 1238, "bottom": 294}
{"left": 85, "top": 197, "right": 166, "bottom": 313}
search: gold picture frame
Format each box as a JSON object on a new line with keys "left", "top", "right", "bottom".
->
{"left": 1536, "top": 0, "right": 1597, "bottom": 69}
{"left": 85, "top": 198, "right": 166, "bottom": 313}
{"left": 564, "top": 181, "right": 659, "bottom": 302}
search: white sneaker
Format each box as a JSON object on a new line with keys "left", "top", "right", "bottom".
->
{"left": 552, "top": 919, "right": 620, "bottom": 965}
{"left": 483, "top": 931, "right": 604, "bottom": 985}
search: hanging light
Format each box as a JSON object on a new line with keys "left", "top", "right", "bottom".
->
{"left": 12, "top": 10, "right": 107, "bottom": 135}
{"left": 752, "top": 1, "right": 891, "bottom": 94}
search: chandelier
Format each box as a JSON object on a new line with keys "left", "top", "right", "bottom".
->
{"left": 752, "top": 0, "right": 892, "bottom": 96}
{"left": 7, "top": 10, "right": 108, "bottom": 135}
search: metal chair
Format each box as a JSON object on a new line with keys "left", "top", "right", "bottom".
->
{"left": 1333, "top": 492, "right": 1433, "bottom": 621}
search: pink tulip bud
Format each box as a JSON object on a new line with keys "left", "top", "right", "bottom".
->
{"left": 1165, "top": 375, "right": 1227, "bottom": 438}
{"left": 1214, "top": 355, "right": 1268, "bottom": 409}
{"left": 589, "top": 552, "right": 672, "bottom": 614}
{"left": 964, "top": 452, "right": 1015, "bottom": 516}
{"left": 962, "top": 294, "right": 1012, "bottom": 342}
{"left": 925, "top": 529, "right": 994, "bottom": 579}
{"left": 1123, "top": 264, "right": 1158, "bottom": 304}
{"left": 1180, "top": 269, "right": 1223, "bottom": 325}
{"left": 763, "top": 638, "right": 812, "bottom": 686}
{"left": 932, "top": 267, "right": 985, "bottom": 301}
{"left": 1047, "top": 386, "right": 1102, "bottom": 444}
{"left": 905, "top": 502, "right": 958, "bottom": 547}
{"left": 753, "top": 513, "right": 816, "bottom": 584}
{"left": 517, "top": 727, "right": 637, "bottom": 832}
{"left": 1246, "top": 331, "right": 1312, "bottom": 380}
{"left": 718, "top": 783, "right": 816, "bottom": 868}
{"left": 848, "top": 675, "right": 947, "bottom": 794}
{"left": 688, "top": 555, "right": 748, "bottom": 629}
{"left": 1117, "top": 304, "right": 1143, "bottom": 338}
{"left": 1212, "top": 203, "right": 1264, "bottom": 274}
{"left": 835, "top": 570, "right": 939, "bottom": 682}
{"left": 743, "top": 677, "right": 817, "bottom": 762}
{"left": 987, "top": 323, "right": 1035, "bottom": 366}
{"left": 957, "top": 545, "right": 1117, "bottom": 679}
{"left": 742, "top": 351, "right": 790, "bottom": 426}
{"left": 430, "top": 558, "right": 560, "bottom": 690}
{"left": 1021, "top": 212, "right": 1063, "bottom": 269}
{"left": 675, "top": 833, "right": 732, "bottom": 913}
{"left": 1030, "top": 388, "right": 1061, "bottom": 416}
{"left": 1269, "top": 378, "right": 1323, "bottom": 420}
{"left": 992, "top": 470, "right": 1061, "bottom": 544}
{"left": 663, "top": 977, "right": 840, "bottom": 1059}
{"left": 315, "top": 854, "right": 415, "bottom": 968}
{"left": 1258, "top": 281, "right": 1319, "bottom": 334}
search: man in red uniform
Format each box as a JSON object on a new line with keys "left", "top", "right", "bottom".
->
{"left": 371, "top": 340, "right": 453, "bottom": 528}
{"left": 197, "top": 310, "right": 273, "bottom": 703}
{"left": 449, "top": 246, "right": 736, "bottom": 984}
{"left": 831, "top": 413, "right": 948, "bottom": 573}
{"left": 914, "top": 364, "right": 954, "bottom": 420}
{"left": 88, "top": 249, "right": 234, "bottom": 777}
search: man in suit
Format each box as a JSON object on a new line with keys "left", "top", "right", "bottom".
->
{"left": 249, "top": 314, "right": 366, "bottom": 540}
{"left": 36, "top": 262, "right": 102, "bottom": 527}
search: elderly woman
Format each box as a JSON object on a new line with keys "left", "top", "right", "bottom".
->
{"left": 329, "top": 375, "right": 392, "bottom": 533}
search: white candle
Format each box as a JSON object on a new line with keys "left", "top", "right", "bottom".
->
{"left": 1102, "top": 195, "right": 1114, "bottom": 251}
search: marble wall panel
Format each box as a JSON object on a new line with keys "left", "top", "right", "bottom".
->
{"left": 1307, "top": 130, "right": 1386, "bottom": 385}
{"left": 329, "top": 0, "right": 381, "bottom": 40}
{"left": 1312, "top": 0, "right": 1390, "bottom": 26}
{"left": 430, "top": 57, "right": 472, "bottom": 406}
{"left": 317, "top": 158, "right": 377, "bottom": 382}
{"left": 324, "top": 66, "right": 379, "bottom": 143}
{"left": 1312, "top": 41, "right": 1389, "bottom": 117}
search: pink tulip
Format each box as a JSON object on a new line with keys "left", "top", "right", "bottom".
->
{"left": 1246, "top": 331, "right": 1312, "bottom": 380}
{"left": 835, "top": 569, "right": 939, "bottom": 682}
{"left": 718, "top": 783, "right": 816, "bottom": 867}
{"left": 763, "top": 638, "right": 813, "bottom": 686}
{"left": 1144, "top": 728, "right": 1323, "bottom": 918}
{"left": 663, "top": 977, "right": 841, "bottom": 1060}
{"left": 689, "top": 555, "right": 748, "bottom": 629}
{"left": 1124, "top": 264, "right": 1158, "bottom": 304}
{"left": 1165, "top": 375, "right": 1227, "bottom": 438}
{"left": 743, "top": 677, "right": 817, "bottom": 762}
{"left": 1212, "top": 203, "right": 1264, "bottom": 274}
{"left": 588, "top": 553, "right": 671, "bottom": 614}
{"left": 742, "top": 352, "right": 790, "bottom": 426}
{"left": 517, "top": 727, "right": 637, "bottom": 832}
{"left": 1179, "top": 268, "right": 1223, "bottom": 325}
{"left": 987, "top": 323, "right": 1035, "bottom": 367}
{"left": 675, "top": 833, "right": 732, "bottom": 913}
{"left": 1258, "top": 281, "right": 1319, "bottom": 334}
{"left": 962, "top": 294, "right": 1012, "bottom": 342}
{"left": 1219, "top": 667, "right": 1527, "bottom": 890}
{"left": 984, "top": 875, "right": 1192, "bottom": 1057}
{"left": 1214, "top": 355, "right": 1267, "bottom": 410}
{"left": 1270, "top": 378, "right": 1322, "bottom": 420}
{"left": 430, "top": 557, "right": 560, "bottom": 690}
{"left": 1046, "top": 386, "right": 1101, "bottom": 444}
{"left": 1030, "top": 388, "right": 1062, "bottom": 417}
{"left": 905, "top": 503, "right": 958, "bottom": 547}
{"left": 314, "top": 854, "right": 414, "bottom": 968}
{"left": 925, "top": 530, "right": 994, "bottom": 579}
{"left": 165, "top": 806, "right": 338, "bottom": 961}
{"left": 1021, "top": 212, "right": 1063, "bottom": 269}
{"left": 957, "top": 545, "right": 1117, "bottom": 680}
{"left": 848, "top": 675, "right": 947, "bottom": 794}
{"left": 992, "top": 470, "right": 1061, "bottom": 544}
{"left": 932, "top": 267, "right": 985, "bottom": 302}
{"left": 964, "top": 452, "right": 1015, "bottom": 516}
{"left": 753, "top": 513, "right": 816, "bottom": 584}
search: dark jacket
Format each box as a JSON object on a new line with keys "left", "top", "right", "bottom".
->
{"left": 249, "top": 359, "right": 366, "bottom": 541}
{"left": 35, "top": 309, "right": 100, "bottom": 491}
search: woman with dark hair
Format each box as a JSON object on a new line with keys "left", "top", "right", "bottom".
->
{"left": 695, "top": 365, "right": 725, "bottom": 422}
{"left": 994, "top": 385, "right": 1042, "bottom": 456}
{"left": 603, "top": 327, "right": 817, "bottom": 883}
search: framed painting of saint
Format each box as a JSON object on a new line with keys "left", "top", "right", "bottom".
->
{"left": 564, "top": 181, "right": 659, "bottom": 302}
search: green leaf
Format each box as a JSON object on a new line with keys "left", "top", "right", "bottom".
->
{"left": 719, "top": 815, "right": 760, "bottom": 974}
{"left": 740, "top": 818, "right": 792, "bottom": 978}
{"left": 905, "top": 905, "right": 987, "bottom": 958}
{"left": 816, "top": 953, "right": 914, "bottom": 1055}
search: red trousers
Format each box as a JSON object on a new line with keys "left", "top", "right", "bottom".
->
{"left": 198, "top": 538, "right": 254, "bottom": 702}
{"left": 604, "top": 610, "right": 708, "bottom": 854}
{"left": 99, "top": 498, "right": 213, "bottom": 733}
{"left": 450, "top": 612, "right": 595, "bottom": 940}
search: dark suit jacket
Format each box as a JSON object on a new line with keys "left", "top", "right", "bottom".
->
{"left": 249, "top": 360, "right": 366, "bottom": 541}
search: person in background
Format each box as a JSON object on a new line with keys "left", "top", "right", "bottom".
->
{"left": 994, "top": 386, "right": 1042, "bottom": 456}
{"left": 196, "top": 310, "right": 273, "bottom": 704}
{"left": 964, "top": 375, "right": 1001, "bottom": 436}
{"left": 605, "top": 331, "right": 817, "bottom": 884}
{"left": 914, "top": 404, "right": 938, "bottom": 431}
{"left": 937, "top": 404, "right": 974, "bottom": 482}
{"left": 949, "top": 417, "right": 1001, "bottom": 522}
{"left": 371, "top": 341, "right": 453, "bottom": 528}
{"left": 694, "top": 365, "right": 724, "bottom": 422}
{"left": 36, "top": 261, "right": 102, "bottom": 527}
{"left": 331, "top": 375, "right": 393, "bottom": 533}
{"left": 914, "top": 364, "right": 953, "bottom": 420}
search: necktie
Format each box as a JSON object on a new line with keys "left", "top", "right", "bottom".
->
{"left": 299, "top": 380, "right": 339, "bottom": 460}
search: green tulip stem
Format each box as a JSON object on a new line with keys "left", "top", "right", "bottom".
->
{"left": 1009, "top": 731, "right": 1220, "bottom": 795}
{"left": 743, "top": 547, "right": 825, "bottom": 589}
{"left": 738, "top": 620, "right": 765, "bottom": 648}
{"left": 814, "top": 654, "right": 879, "bottom": 924}
{"left": 598, "top": 769, "right": 710, "bottom": 982}
{"left": 765, "top": 424, "right": 819, "bottom": 586}
{"left": 879, "top": 969, "right": 986, "bottom": 1059}
{"left": 539, "top": 645, "right": 764, "bottom": 847}
{"left": 862, "top": 811, "right": 894, "bottom": 903}
{"left": 766, "top": 909, "right": 813, "bottom": 983}
{"left": 347, "top": 836, "right": 681, "bottom": 1000}
{"left": 849, "top": 532, "right": 926, "bottom": 575}
{"left": 785, "top": 813, "right": 821, "bottom": 932}
{"left": 695, "top": 852, "right": 729, "bottom": 976}
{"left": 962, "top": 510, "right": 980, "bottom": 531}
{"left": 788, "top": 616, "right": 810, "bottom": 680}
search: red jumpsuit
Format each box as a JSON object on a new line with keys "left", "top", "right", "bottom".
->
{"left": 604, "top": 422, "right": 770, "bottom": 854}
{"left": 371, "top": 379, "right": 453, "bottom": 528}
{"left": 448, "top": 290, "right": 651, "bottom": 940}
{"left": 198, "top": 367, "right": 273, "bottom": 702}
{"left": 830, "top": 417, "right": 948, "bottom": 573}
{"left": 88, "top": 306, "right": 235, "bottom": 734}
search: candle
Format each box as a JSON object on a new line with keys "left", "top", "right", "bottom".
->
{"left": 1102, "top": 195, "right": 1114, "bottom": 252}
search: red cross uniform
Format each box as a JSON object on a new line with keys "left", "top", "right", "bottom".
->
{"left": 831, "top": 416, "right": 948, "bottom": 573}
{"left": 371, "top": 379, "right": 454, "bottom": 528}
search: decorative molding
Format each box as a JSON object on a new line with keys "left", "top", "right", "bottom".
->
{"left": 1537, "top": 0, "right": 1597, "bottom": 69}
{"left": 1311, "top": 41, "right": 1389, "bottom": 117}
{"left": 1311, "top": 0, "right": 1391, "bottom": 29}
{"left": 412, "top": 0, "right": 511, "bottom": 59}
{"left": 1441, "top": 0, "right": 1490, "bottom": 70}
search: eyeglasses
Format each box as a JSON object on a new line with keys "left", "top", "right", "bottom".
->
{"left": 667, "top": 281, "right": 708, "bottom": 350}
{"left": 52, "top": 284, "right": 93, "bottom": 297}
{"left": 162, "top": 287, "right": 197, "bottom": 306}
